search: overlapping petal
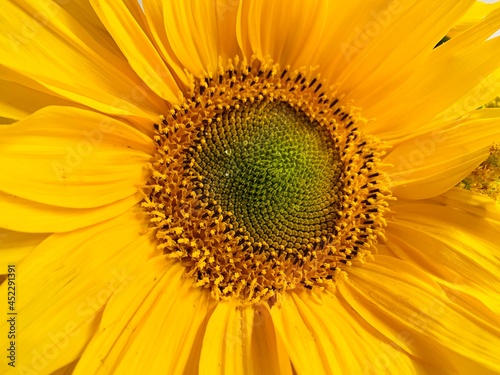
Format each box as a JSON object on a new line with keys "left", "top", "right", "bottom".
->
{"left": 271, "top": 289, "right": 419, "bottom": 375}
{"left": 73, "top": 257, "right": 213, "bottom": 374}
{"left": 144, "top": 0, "right": 240, "bottom": 79}
{"left": 89, "top": 0, "right": 187, "bottom": 102}
{"left": 383, "top": 108, "right": 500, "bottom": 199}
{"left": 236, "top": 0, "right": 332, "bottom": 70}
{"left": 448, "top": 0, "right": 500, "bottom": 38}
{"left": 0, "top": 0, "right": 167, "bottom": 119}
{"left": 387, "top": 188, "right": 500, "bottom": 314}
{"left": 0, "top": 210, "right": 158, "bottom": 375}
{"left": 200, "top": 300, "right": 292, "bottom": 375}
{"left": 0, "top": 191, "right": 139, "bottom": 233}
{"left": 0, "top": 229, "right": 49, "bottom": 271}
{"left": 339, "top": 256, "right": 500, "bottom": 374}
{"left": 364, "top": 7, "right": 500, "bottom": 140}
{"left": 0, "top": 66, "right": 78, "bottom": 123}
{"left": 0, "top": 1, "right": 498, "bottom": 375}
{"left": 0, "top": 106, "right": 153, "bottom": 209}
{"left": 335, "top": 0, "right": 475, "bottom": 111}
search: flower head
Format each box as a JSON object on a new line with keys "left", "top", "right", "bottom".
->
{"left": 1, "top": 1, "right": 500, "bottom": 374}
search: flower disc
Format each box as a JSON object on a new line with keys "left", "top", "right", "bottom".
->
{"left": 142, "top": 59, "right": 391, "bottom": 303}
{"left": 189, "top": 100, "right": 343, "bottom": 255}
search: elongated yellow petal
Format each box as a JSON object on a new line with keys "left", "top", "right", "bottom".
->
{"left": 311, "top": 0, "right": 393, "bottom": 84}
{"left": 270, "top": 293, "right": 333, "bottom": 375}
{"left": 141, "top": 0, "right": 193, "bottom": 81}
{"left": 0, "top": 106, "right": 153, "bottom": 208}
{"left": 200, "top": 301, "right": 292, "bottom": 375}
{"left": 63, "top": 0, "right": 122, "bottom": 53}
{"left": 0, "top": 210, "right": 157, "bottom": 375}
{"left": 0, "top": 0, "right": 166, "bottom": 119}
{"left": 237, "top": 0, "right": 332, "bottom": 70}
{"left": 89, "top": 0, "right": 186, "bottom": 102}
{"left": 50, "top": 360, "right": 78, "bottom": 375}
{"left": 0, "top": 66, "right": 78, "bottom": 122}
{"left": 434, "top": 185, "right": 500, "bottom": 219}
{"left": 449, "top": 0, "right": 500, "bottom": 38}
{"left": 435, "top": 8, "right": 500, "bottom": 120}
{"left": 74, "top": 258, "right": 213, "bottom": 375}
{"left": 0, "top": 229, "right": 49, "bottom": 271}
{"left": 338, "top": 0, "right": 475, "bottom": 110}
{"left": 383, "top": 109, "right": 500, "bottom": 199}
{"left": 0, "top": 191, "right": 138, "bottom": 233}
{"left": 340, "top": 256, "right": 500, "bottom": 374}
{"left": 144, "top": 0, "right": 240, "bottom": 78}
{"left": 273, "top": 290, "right": 419, "bottom": 375}
{"left": 160, "top": 0, "right": 219, "bottom": 76}
{"left": 387, "top": 188, "right": 500, "bottom": 314}
{"left": 365, "top": 9, "right": 500, "bottom": 140}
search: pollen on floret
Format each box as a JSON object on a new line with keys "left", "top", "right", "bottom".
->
{"left": 460, "top": 143, "right": 500, "bottom": 202}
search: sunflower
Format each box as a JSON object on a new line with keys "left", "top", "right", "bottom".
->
{"left": 1, "top": 0, "right": 500, "bottom": 374}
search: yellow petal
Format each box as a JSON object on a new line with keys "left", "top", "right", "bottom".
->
{"left": 438, "top": 68, "right": 500, "bottom": 126}
{"left": 89, "top": 0, "right": 186, "bottom": 102}
{"left": 144, "top": 0, "right": 239, "bottom": 78}
{"left": 48, "top": 360, "right": 78, "bottom": 375}
{"left": 0, "top": 191, "right": 139, "bottom": 233}
{"left": 273, "top": 290, "right": 419, "bottom": 375}
{"left": 436, "top": 8, "right": 500, "bottom": 121}
{"left": 0, "top": 210, "right": 157, "bottom": 375}
{"left": 58, "top": 0, "right": 121, "bottom": 54}
{"left": 270, "top": 292, "right": 332, "bottom": 375}
{"left": 121, "top": 0, "right": 154, "bottom": 34}
{"left": 364, "top": 8, "right": 500, "bottom": 140}
{"left": 74, "top": 258, "right": 213, "bottom": 375}
{"left": 0, "top": 66, "right": 78, "bottom": 122}
{"left": 340, "top": 256, "right": 500, "bottom": 374}
{"left": 461, "top": 1, "right": 500, "bottom": 23}
{"left": 0, "top": 106, "right": 153, "bottom": 208}
{"left": 118, "top": 0, "right": 181, "bottom": 77}
{"left": 338, "top": 0, "right": 475, "bottom": 111}
{"left": 387, "top": 188, "right": 500, "bottom": 314}
{"left": 0, "top": 0, "right": 166, "bottom": 119}
{"left": 383, "top": 109, "right": 500, "bottom": 199}
{"left": 448, "top": 0, "right": 500, "bottom": 38}
{"left": 157, "top": 0, "right": 220, "bottom": 77}
{"left": 313, "top": 0, "right": 394, "bottom": 84}
{"left": 0, "top": 229, "right": 49, "bottom": 271}
{"left": 434, "top": 185, "right": 500, "bottom": 219}
{"left": 141, "top": 0, "right": 191, "bottom": 81}
{"left": 200, "top": 300, "right": 292, "bottom": 375}
{"left": 237, "top": 0, "right": 331, "bottom": 70}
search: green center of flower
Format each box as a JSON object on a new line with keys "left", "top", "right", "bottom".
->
{"left": 189, "top": 101, "right": 342, "bottom": 255}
